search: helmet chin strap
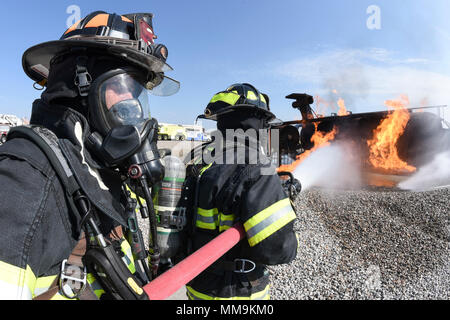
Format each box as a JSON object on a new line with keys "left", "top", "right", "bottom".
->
{"left": 74, "top": 55, "right": 93, "bottom": 97}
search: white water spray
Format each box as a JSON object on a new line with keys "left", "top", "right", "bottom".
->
{"left": 399, "top": 151, "right": 450, "bottom": 191}
{"left": 292, "top": 143, "right": 362, "bottom": 191}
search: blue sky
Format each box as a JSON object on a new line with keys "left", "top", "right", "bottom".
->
{"left": 1, "top": 0, "right": 449, "bottom": 128}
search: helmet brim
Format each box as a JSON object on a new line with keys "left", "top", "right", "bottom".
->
{"left": 22, "top": 38, "right": 174, "bottom": 83}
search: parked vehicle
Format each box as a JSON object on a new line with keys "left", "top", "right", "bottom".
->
{"left": 158, "top": 123, "right": 187, "bottom": 141}
{"left": 0, "top": 125, "right": 10, "bottom": 144}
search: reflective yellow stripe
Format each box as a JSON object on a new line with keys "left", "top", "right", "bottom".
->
{"left": 196, "top": 207, "right": 218, "bottom": 230}
{"left": 0, "top": 261, "right": 35, "bottom": 299}
{"left": 196, "top": 210, "right": 236, "bottom": 231}
{"left": 199, "top": 163, "right": 212, "bottom": 176}
{"left": 196, "top": 164, "right": 215, "bottom": 229}
{"left": 186, "top": 285, "right": 270, "bottom": 300}
{"left": 220, "top": 213, "right": 235, "bottom": 222}
{"left": 260, "top": 93, "right": 267, "bottom": 104}
{"left": 244, "top": 198, "right": 290, "bottom": 229}
{"left": 197, "top": 208, "right": 218, "bottom": 216}
{"left": 219, "top": 213, "right": 235, "bottom": 232}
{"left": 34, "top": 275, "right": 56, "bottom": 297}
{"left": 244, "top": 198, "right": 296, "bottom": 247}
{"left": 120, "top": 239, "right": 136, "bottom": 274}
{"left": 196, "top": 220, "right": 217, "bottom": 230}
{"left": 0, "top": 261, "right": 75, "bottom": 300}
{"left": 246, "top": 90, "right": 258, "bottom": 101}
{"left": 87, "top": 273, "right": 105, "bottom": 298}
{"left": 209, "top": 92, "right": 240, "bottom": 106}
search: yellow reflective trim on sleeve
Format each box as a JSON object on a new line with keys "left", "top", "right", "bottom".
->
{"left": 186, "top": 285, "right": 270, "bottom": 300}
{"left": 247, "top": 210, "right": 296, "bottom": 247}
{"left": 219, "top": 225, "right": 230, "bottom": 232}
{"left": 244, "top": 198, "right": 296, "bottom": 247}
{"left": 248, "top": 210, "right": 297, "bottom": 247}
{"left": 218, "top": 213, "right": 235, "bottom": 232}
{"left": 196, "top": 207, "right": 219, "bottom": 230}
{"left": 197, "top": 207, "right": 218, "bottom": 217}
{"left": 220, "top": 213, "right": 235, "bottom": 221}
{"left": 195, "top": 221, "right": 217, "bottom": 230}
{"left": 244, "top": 198, "right": 291, "bottom": 230}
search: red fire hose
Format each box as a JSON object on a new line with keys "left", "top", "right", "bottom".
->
{"left": 143, "top": 223, "right": 246, "bottom": 300}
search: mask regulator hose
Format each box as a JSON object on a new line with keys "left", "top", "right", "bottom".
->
{"left": 127, "top": 121, "right": 164, "bottom": 278}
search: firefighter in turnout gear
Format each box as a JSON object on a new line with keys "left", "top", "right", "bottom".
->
{"left": 185, "top": 83, "right": 298, "bottom": 300}
{"left": 0, "top": 11, "right": 179, "bottom": 299}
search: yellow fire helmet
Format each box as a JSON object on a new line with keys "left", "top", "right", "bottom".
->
{"left": 202, "top": 83, "right": 275, "bottom": 121}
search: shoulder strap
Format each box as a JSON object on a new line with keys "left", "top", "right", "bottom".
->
{"left": 7, "top": 126, "right": 98, "bottom": 300}
{"left": 7, "top": 126, "right": 82, "bottom": 222}
{"left": 8, "top": 126, "right": 78, "bottom": 191}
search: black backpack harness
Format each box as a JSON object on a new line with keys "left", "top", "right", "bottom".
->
{"left": 6, "top": 126, "right": 149, "bottom": 300}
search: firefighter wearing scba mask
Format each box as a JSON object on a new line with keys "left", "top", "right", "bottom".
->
{"left": 185, "top": 83, "right": 298, "bottom": 300}
{"left": 0, "top": 11, "right": 179, "bottom": 300}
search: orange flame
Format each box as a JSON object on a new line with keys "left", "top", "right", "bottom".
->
{"left": 315, "top": 91, "right": 349, "bottom": 117}
{"left": 314, "top": 95, "right": 331, "bottom": 117}
{"left": 367, "top": 95, "right": 416, "bottom": 173}
{"left": 337, "top": 98, "right": 348, "bottom": 116}
{"left": 278, "top": 124, "right": 338, "bottom": 172}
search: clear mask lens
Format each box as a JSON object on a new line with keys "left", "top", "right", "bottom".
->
{"left": 101, "top": 73, "right": 150, "bottom": 130}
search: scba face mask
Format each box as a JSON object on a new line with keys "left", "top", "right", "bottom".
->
{"left": 90, "top": 67, "right": 178, "bottom": 136}
{"left": 102, "top": 73, "right": 150, "bottom": 131}
{"left": 87, "top": 68, "right": 176, "bottom": 185}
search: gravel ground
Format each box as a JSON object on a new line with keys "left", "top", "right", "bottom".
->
{"left": 138, "top": 185, "right": 449, "bottom": 300}
{"left": 268, "top": 186, "right": 450, "bottom": 300}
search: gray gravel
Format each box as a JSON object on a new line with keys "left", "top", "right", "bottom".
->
{"left": 268, "top": 186, "right": 450, "bottom": 300}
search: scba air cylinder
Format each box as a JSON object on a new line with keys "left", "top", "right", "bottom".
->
{"left": 153, "top": 155, "right": 187, "bottom": 264}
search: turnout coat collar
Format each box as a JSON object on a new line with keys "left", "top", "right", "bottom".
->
{"left": 29, "top": 99, "right": 126, "bottom": 227}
